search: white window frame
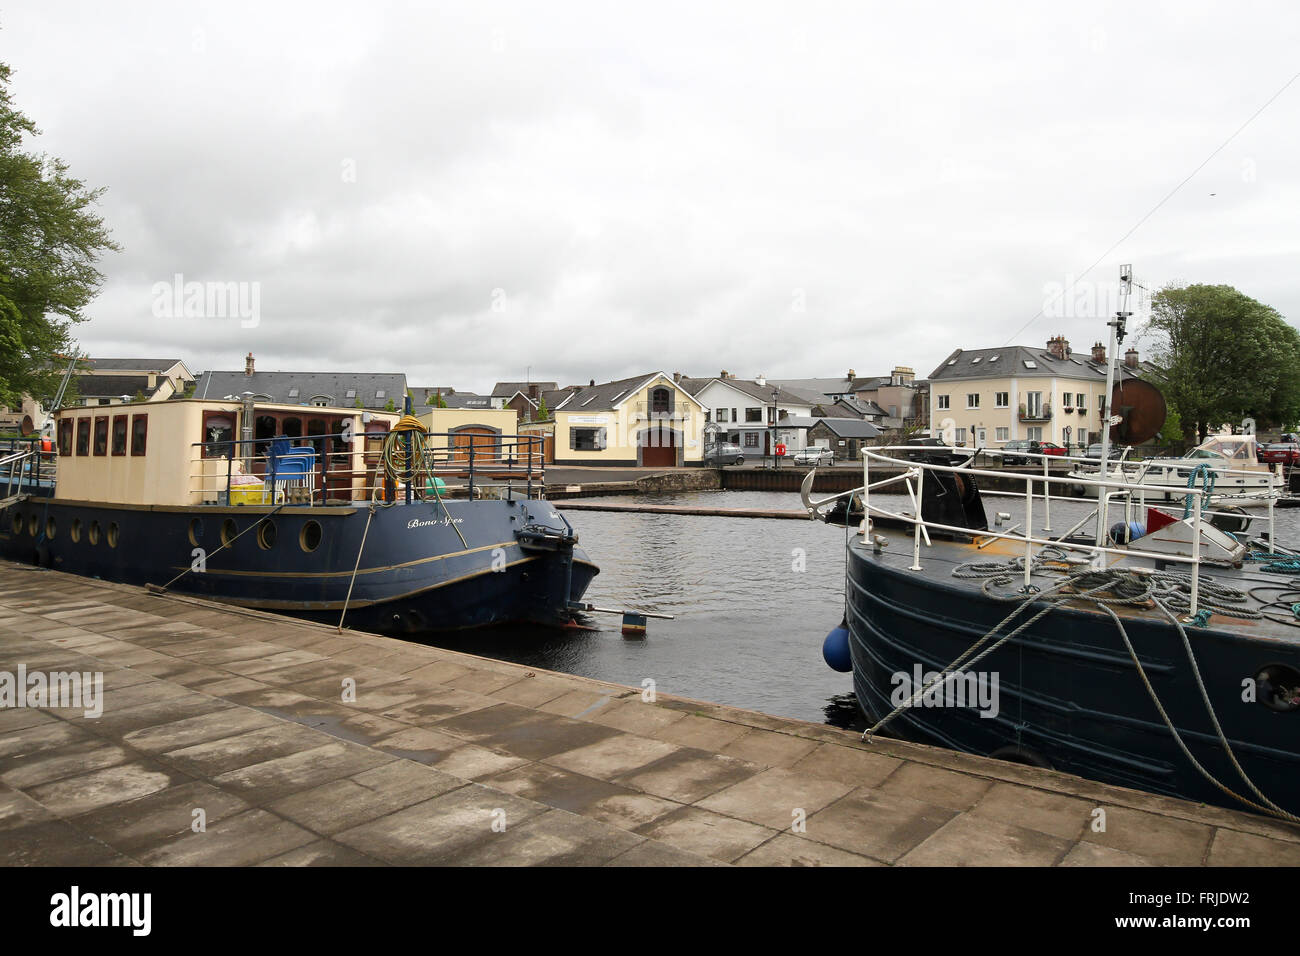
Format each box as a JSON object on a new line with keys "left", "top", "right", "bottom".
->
{"left": 994, "top": 392, "right": 1008, "bottom": 408}
{"left": 966, "top": 393, "right": 980, "bottom": 409}
{"left": 937, "top": 394, "right": 950, "bottom": 410}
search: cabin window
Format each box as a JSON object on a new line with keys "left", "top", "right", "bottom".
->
{"left": 570, "top": 428, "right": 606, "bottom": 451}
{"left": 111, "top": 416, "right": 128, "bottom": 456}
{"left": 282, "top": 417, "right": 303, "bottom": 439}
{"left": 75, "top": 419, "right": 90, "bottom": 456}
{"left": 131, "top": 415, "right": 148, "bottom": 456}
{"left": 202, "top": 412, "right": 236, "bottom": 458}
{"left": 93, "top": 417, "right": 108, "bottom": 456}
{"left": 58, "top": 420, "right": 73, "bottom": 457}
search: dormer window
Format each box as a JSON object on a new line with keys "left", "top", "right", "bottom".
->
{"left": 375, "top": 390, "right": 386, "bottom": 399}
{"left": 1024, "top": 360, "right": 1037, "bottom": 369}
{"left": 971, "top": 357, "right": 981, "bottom": 364}
{"left": 288, "top": 387, "right": 299, "bottom": 398}
{"left": 345, "top": 389, "right": 356, "bottom": 399}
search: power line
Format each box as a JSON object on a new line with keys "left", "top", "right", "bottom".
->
{"left": 1003, "top": 68, "right": 1300, "bottom": 346}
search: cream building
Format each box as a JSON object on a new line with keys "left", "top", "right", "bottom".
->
{"left": 553, "top": 372, "right": 705, "bottom": 467}
{"left": 928, "top": 336, "right": 1152, "bottom": 451}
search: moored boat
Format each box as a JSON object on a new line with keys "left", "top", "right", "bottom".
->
{"left": 808, "top": 445, "right": 1300, "bottom": 819}
{"left": 0, "top": 396, "right": 598, "bottom": 633}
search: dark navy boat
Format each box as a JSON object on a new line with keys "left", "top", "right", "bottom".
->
{"left": 809, "top": 446, "right": 1300, "bottom": 820}
{"left": 0, "top": 397, "right": 597, "bottom": 634}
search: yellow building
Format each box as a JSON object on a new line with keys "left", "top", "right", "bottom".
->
{"left": 928, "top": 337, "right": 1150, "bottom": 451}
{"left": 552, "top": 372, "right": 706, "bottom": 467}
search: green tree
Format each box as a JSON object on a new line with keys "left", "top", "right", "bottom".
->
{"left": 0, "top": 62, "right": 118, "bottom": 409}
{"left": 1143, "top": 284, "right": 1300, "bottom": 442}
{"left": 536, "top": 396, "right": 549, "bottom": 420}
{"left": 384, "top": 398, "right": 397, "bottom": 412}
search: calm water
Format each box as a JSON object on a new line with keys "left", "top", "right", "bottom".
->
{"left": 431, "top": 488, "right": 1300, "bottom": 728}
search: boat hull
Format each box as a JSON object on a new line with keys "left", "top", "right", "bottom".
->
{"left": 846, "top": 536, "right": 1300, "bottom": 813}
{"left": 0, "top": 496, "right": 597, "bottom": 633}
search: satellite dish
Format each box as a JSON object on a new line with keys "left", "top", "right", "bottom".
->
{"left": 1108, "top": 379, "right": 1166, "bottom": 445}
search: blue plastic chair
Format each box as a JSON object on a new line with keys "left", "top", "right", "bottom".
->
{"left": 266, "top": 439, "right": 316, "bottom": 502}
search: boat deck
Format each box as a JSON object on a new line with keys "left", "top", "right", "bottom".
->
{"left": 2, "top": 559, "right": 1300, "bottom": 865}
{"left": 866, "top": 523, "right": 1300, "bottom": 646}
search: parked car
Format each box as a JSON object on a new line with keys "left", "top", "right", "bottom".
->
{"left": 1038, "top": 442, "right": 1067, "bottom": 457}
{"left": 1083, "top": 443, "right": 1127, "bottom": 462}
{"left": 1258, "top": 442, "right": 1300, "bottom": 465}
{"left": 791, "top": 446, "right": 835, "bottom": 465}
{"left": 1000, "top": 439, "right": 1042, "bottom": 465}
{"left": 705, "top": 441, "right": 744, "bottom": 466}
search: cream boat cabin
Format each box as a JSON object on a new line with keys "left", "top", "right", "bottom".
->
{"left": 51, "top": 398, "right": 400, "bottom": 506}
{"left": 2, "top": 398, "right": 597, "bottom": 634}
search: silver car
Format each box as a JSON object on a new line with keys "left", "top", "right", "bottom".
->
{"left": 792, "top": 446, "right": 835, "bottom": 465}
{"left": 705, "top": 441, "right": 745, "bottom": 465}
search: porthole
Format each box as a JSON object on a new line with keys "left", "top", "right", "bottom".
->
{"left": 107, "top": 522, "right": 119, "bottom": 548}
{"left": 27, "top": 514, "right": 38, "bottom": 536}
{"left": 221, "top": 519, "right": 237, "bottom": 548}
{"left": 300, "top": 520, "right": 322, "bottom": 552}
{"left": 256, "top": 519, "right": 276, "bottom": 550}
{"left": 1255, "top": 664, "right": 1300, "bottom": 713}
{"left": 88, "top": 521, "right": 101, "bottom": 546}
{"left": 70, "top": 518, "right": 81, "bottom": 543}
{"left": 45, "top": 517, "right": 56, "bottom": 540}
{"left": 188, "top": 518, "right": 204, "bottom": 547}
{"left": 12, "top": 512, "right": 22, "bottom": 535}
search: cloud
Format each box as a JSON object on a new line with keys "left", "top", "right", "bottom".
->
{"left": 6, "top": 0, "right": 1300, "bottom": 392}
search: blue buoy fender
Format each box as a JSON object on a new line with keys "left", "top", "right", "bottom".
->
{"left": 822, "top": 623, "right": 853, "bottom": 672}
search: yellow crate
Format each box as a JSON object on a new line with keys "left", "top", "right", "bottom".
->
{"left": 229, "top": 483, "right": 266, "bottom": 506}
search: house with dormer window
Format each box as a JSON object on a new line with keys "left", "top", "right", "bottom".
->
{"left": 928, "top": 336, "right": 1155, "bottom": 450}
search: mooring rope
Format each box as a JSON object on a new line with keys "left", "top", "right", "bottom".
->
{"left": 337, "top": 503, "right": 377, "bottom": 633}
{"left": 863, "top": 558, "right": 1296, "bottom": 821}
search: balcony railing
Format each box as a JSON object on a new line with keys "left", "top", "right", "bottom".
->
{"left": 1018, "top": 405, "right": 1052, "bottom": 422}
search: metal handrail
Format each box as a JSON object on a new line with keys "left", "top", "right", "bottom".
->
{"left": 840, "top": 445, "right": 1270, "bottom": 617}
{"left": 189, "top": 430, "right": 547, "bottom": 505}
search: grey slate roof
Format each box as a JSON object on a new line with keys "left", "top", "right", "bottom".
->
{"left": 767, "top": 377, "right": 861, "bottom": 402}
{"left": 84, "top": 358, "right": 189, "bottom": 374}
{"left": 680, "top": 377, "right": 810, "bottom": 406}
{"left": 558, "top": 373, "right": 701, "bottom": 413}
{"left": 929, "top": 347, "right": 1153, "bottom": 382}
{"left": 810, "top": 417, "right": 882, "bottom": 438}
{"left": 72, "top": 374, "right": 165, "bottom": 399}
{"left": 782, "top": 417, "right": 882, "bottom": 437}
{"left": 195, "top": 370, "right": 408, "bottom": 410}
{"left": 492, "top": 381, "right": 557, "bottom": 398}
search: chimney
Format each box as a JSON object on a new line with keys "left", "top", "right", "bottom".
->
{"left": 847, "top": 369, "right": 856, "bottom": 380}
{"left": 589, "top": 379, "right": 595, "bottom": 387}
{"left": 528, "top": 383, "right": 539, "bottom": 399}
{"left": 1125, "top": 347, "right": 1139, "bottom": 369}
{"left": 673, "top": 372, "right": 682, "bottom": 384}
{"left": 1091, "top": 342, "right": 1106, "bottom": 363}
{"left": 245, "top": 352, "right": 255, "bottom": 376}
{"left": 756, "top": 373, "right": 766, "bottom": 387}
{"left": 720, "top": 370, "right": 728, "bottom": 380}
{"left": 1047, "top": 335, "right": 1070, "bottom": 359}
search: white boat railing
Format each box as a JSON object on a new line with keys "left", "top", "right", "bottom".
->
{"left": 826, "top": 445, "right": 1285, "bottom": 618}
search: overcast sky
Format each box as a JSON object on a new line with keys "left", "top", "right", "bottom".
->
{"left": 6, "top": 1, "right": 1299, "bottom": 394}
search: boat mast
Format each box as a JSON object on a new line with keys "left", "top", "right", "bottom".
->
{"left": 1093, "top": 264, "right": 1132, "bottom": 557}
